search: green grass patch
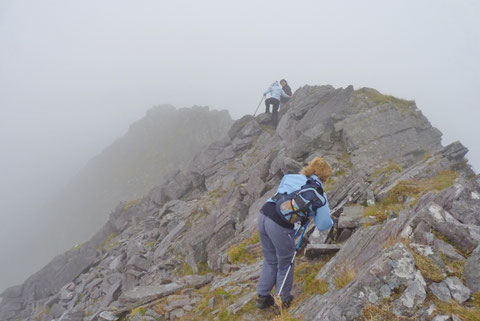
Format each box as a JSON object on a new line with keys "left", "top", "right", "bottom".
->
{"left": 472, "top": 292, "right": 480, "bottom": 309}
{"left": 372, "top": 160, "right": 403, "bottom": 181}
{"left": 439, "top": 250, "right": 465, "bottom": 280}
{"left": 359, "top": 301, "right": 405, "bottom": 321}
{"left": 434, "top": 299, "right": 480, "bottom": 321}
{"left": 354, "top": 87, "right": 415, "bottom": 115}
{"left": 176, "top": 260, "right": 194, "bottom": 277}
{"left": 294, "top": 260, "right": 329, "bottom": 304}
{"left": 334, "top": 168, "right": 347, "bottom": 177}
{"left": 226, "top": 233, "right": 261, "bottom": 264}
{"left": 403, "top": 241, "right": 444, "bottom": 282}
{"left": 207, "top": 188, "right": 228, "bottom": 203}
{"left": 334, "top": 266, "right": 356, "bottom": 289}
{"left": 227, "top": 242, "right": 256, "bottom": 265}
{"left": 364, "top": 170, "right": 458, "bottom": 224}
{"left": 363, "top": 203, "right": 403, "bottom": 224}
{"left": 130, "top": 306, "right": 146, "bottom": 318}
{"left": 385, "top": 170, "right": 458, "bottom": 205}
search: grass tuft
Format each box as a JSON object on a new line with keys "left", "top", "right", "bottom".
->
{"left": 471, "top": 292, "right": 480, "bottom": 309}
{"left": 293, "top": 260, "right": 329, "bottom": 305}
{"left": 273, "top": 295, "right": 301, "bottom": 321}
{"left": 439, "top": 250, "right": 465, "bottom": 280}
{"left": 372, "top": 160, "right": 403, "bottom": 181}
{"left": 354, "top": 87, "right": 416, "bottom": 115}
{"left": 335, "top": 266, "right": 357, "bottom": 289}
{"left": 130, "top": 306, "right": 146, "bottom": 318}
{"left": 403, "top": 241, "right": 444, "bottom": 282}
{"left": 434, "top": 299, "right": 480, "bottom": 321}
{"left": 226, "top": 233, "right": 261, "bottom": 264}
{"left": 359, "top": 301, "right": 406, "bottom": 321}
{"left": 364, "top": 170, "right": 458, "bottom": 224}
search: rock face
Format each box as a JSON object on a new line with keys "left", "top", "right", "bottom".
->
{"left": 1, "top": 85, "right": 479, "bottom": 321}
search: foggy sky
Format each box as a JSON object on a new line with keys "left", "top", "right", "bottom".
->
{"left": 0, "top": 0, "right": 479, "bottom": 291}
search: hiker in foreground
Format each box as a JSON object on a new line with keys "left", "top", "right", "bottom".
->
{"left": 256, "top": 157, "right": 333, "bottom": 309}
{"left": 263, "top": 81, "right": 291, "bottom": 127}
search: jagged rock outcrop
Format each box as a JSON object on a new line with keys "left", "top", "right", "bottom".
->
{"left": 2, "top": 85, "right": 479, "bottom": 321}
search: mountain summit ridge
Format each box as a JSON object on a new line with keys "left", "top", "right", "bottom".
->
{"left": 2, "top": 84, "right": 479, "bottom": 321}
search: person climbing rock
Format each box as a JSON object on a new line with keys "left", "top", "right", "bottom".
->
{"left": 263, "top": 81, "right": 291, "bottom": 127}
{"left": 279, "top": 79, "right": 292, "bottom": 105}
{"left": 256, "top": 157, "right": 334, "bottom": 309}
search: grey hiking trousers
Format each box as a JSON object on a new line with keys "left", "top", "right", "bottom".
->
{"left": 256, "top": 213, "right": 295, "bottom": 300}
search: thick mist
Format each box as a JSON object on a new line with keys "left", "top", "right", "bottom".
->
{"left": 0, "top": 0, "right": 479, "bottom": 292}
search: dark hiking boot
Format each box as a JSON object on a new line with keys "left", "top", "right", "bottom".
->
{"left": 256, "top": 294, "right": 274, "bottom": 309}
{"left": 281, "top": 295, "right": 294, "bottom": 308}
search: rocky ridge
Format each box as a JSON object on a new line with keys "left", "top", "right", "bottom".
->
{"left": 1, "top": 85, "right": 479, "bottom": 321}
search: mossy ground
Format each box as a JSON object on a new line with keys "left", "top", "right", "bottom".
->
{"left": 227, "top": 232, "right": 261, "bottom": 264}
{"left": 354, "top": 88, "right": 416, "bottom": 115}
{"left": 386, "top": 170, "right": 457, "bottom": 204}
{"left": 364, "top": 169, "right": 458, "bottom": 224}
{"left": 293, "top": 259, "right": 329, "bottom": 305}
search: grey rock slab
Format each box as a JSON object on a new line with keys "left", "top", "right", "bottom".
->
{"left": 464, "top": 245, "right": 480, "bottom": 292}
{"left": 429, "top": 282, "right": 452, "bottom": 302}
{"left": 210, "top": 262, "right": 262, "bottom": 291}
{"left": 179, "top": 273, "right": 214, "bottom": 289}
{"left": 434, "top": 238, "right": 465, "bottom": 262}
{"left": 119, "top": 283, "right": 182, "bottom": 305}
{"left": 444, "top": 277, "right": 471, "bottom": 303}
{"left": 338, "top": 206, "right": 366, "bottom": 228}
{"left": 98, "top": 311, "right": 118, "bottom": 321}
{"left": 227, "top": 291, "right": 256, "bottom": 314}
{"left": 432, "top": 316, "right": 451, "bottom": 321}
{"left": 422, "top": 203, "right": 480, "bottom": 254}
{"left": 153, "top": 221, "right": 186, "bottom": 259}
{"left": 100, "top": 280, "right": 121, "bottom": 308}
{"left": 304, "top": 244, "right": 342, "bottom": 258}
{"left": 393, "top": 279, "right": 426, "bottom": 315}
{"left": 50, "top": 303, "right": 66, "bottom": 318}
{"left": 165, "top": 295, "right": 190, "bottom": 310}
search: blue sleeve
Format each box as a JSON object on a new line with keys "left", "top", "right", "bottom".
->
{"left": 264, "top": 85, "right": 272, "bottom": 96}
{"left": 314, "top": 197, "right": 333, "bottom": 231}
{"left": 280, "top": 88, "right": 290, "bottom": 98}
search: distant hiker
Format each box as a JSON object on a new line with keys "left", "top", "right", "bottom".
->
{"left": 263, "top": 81, "right": 291, "bottom": 127}
{"left": 279, "top": 79, "right": 292, "bottom": 105}
{"left": 256, "top": 157, "right": 333, "bottom": 309}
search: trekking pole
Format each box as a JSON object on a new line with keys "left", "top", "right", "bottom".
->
{"left": 253, "top": 96, "right": 265, "bottom": 117}
{"left": 277, "top": 219, "right": 310, "bottom": 298}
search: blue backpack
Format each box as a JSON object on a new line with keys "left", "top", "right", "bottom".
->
{"left": 269, "top": 174, "right": 327, "bottom": 225}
